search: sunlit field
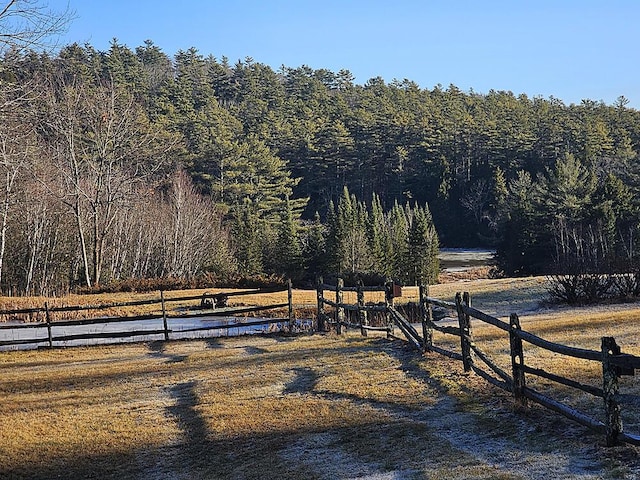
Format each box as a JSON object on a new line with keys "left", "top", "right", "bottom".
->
{"left": 1, "top": 276, "right": 639, "bottom": 479}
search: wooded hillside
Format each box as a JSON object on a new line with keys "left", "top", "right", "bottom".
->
{"left": 1, "top": 39, "right": 640, "bottom": 293}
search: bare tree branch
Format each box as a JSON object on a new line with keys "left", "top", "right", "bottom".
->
{"left": 0, "top": 0, "right": 73, "bottom": 54}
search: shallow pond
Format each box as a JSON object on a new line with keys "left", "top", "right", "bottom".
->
{"left": 438, "top": 248, "right": 495, "bottom": 272}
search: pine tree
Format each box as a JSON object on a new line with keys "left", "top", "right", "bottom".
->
{"left": 302, "top": 211, "right": 327, "bottom": 278}
{"left": 272, "top": 196, "right": 303, "bottom": 281}
{"left": 324, "top": 200, "right": 340, "bottom": 273}
{"left": 407, "top": 205, "right": 439, "bottom": 285}
{"left": 367, "top": 193, "right": 387, "bottom": 275}
{"left": 231, "top": 200, "right": 263, "bottom": 275}
{"left": 388, "top": 201, "right": 409, "bottom": 283}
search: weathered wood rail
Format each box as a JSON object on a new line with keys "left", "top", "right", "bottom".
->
{"left": 0, "top": 282, "right": 298, "bottom": 350}
{"left": 318, "top": 278, "right": 640, "bottom": 447}
{"left": 316, "top": 277, "right": 394, "bottom": 336}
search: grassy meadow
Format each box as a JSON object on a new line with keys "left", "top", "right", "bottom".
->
{"left": 1, "top": 275, "right": 640, "bottom": 479}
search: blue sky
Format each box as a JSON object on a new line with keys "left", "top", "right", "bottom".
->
{"left": 47, "top": 0, "right": 639, "bottom": 107}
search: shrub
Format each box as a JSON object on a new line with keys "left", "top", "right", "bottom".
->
{"left": 546, "top": 273, "right": 613, "bottom": 305}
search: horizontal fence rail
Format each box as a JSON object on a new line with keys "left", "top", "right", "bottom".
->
{"left": 318, "top": 278, "right": 640, "bottom": 448}
{"left": 0, "top": 283, "right": 300, "bottom": 350}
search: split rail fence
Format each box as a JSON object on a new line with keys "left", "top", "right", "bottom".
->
{"left": 0, "top": 282, "right": 297, "bottom": 350}
{"left": 317, "top": 278, "right": 640, "bottom": 447}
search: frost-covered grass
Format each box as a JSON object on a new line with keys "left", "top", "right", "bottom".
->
{"left": 1, "top": 276, "right": 639, "bottom": 479}
{"left": 0, "top": 331, "right": 638, "bottom": 479}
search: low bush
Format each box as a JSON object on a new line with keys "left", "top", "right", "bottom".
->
{"left": 547, "top": 272, "right": 639, "bottom": 305}
{"left": 611, "top": 272, "right": 640, "bottom": 299}
{"left": 75, "top": 273, "right": 288, "bottom": 295}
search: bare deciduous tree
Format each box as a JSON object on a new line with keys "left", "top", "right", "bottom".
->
{"left": 165, "top": 170, "right": 234, "bottom": 278}
{"left": 0, "top": 0, "right": 72, "bottom": 54}
{"left": 37, "top": 71, "right": 180, "bottom": 287}
{"left": 0, "top": 83, "right": 38, "bottom": 288}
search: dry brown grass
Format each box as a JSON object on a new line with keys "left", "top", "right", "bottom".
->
{"left": 0, "top": 287, "right": 304, "bottom": 322}
{"left": 2, "top": 276, "right": 640, "bottom": 478}
{"left": 0, "top": 333, "right": 537, "bottom": 480}
{"left": 0, "top": 275, "right": 542, "bottom": 321}
{"left": 427, "top": 282, "right": 640, "bottom": 442}
{"left": 0, "top": 331, "right": 638, "bottom": 479}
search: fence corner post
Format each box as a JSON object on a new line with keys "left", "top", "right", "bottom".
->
{"left": 385, "top": 280, "right": 394, "bottom": 337}
{"left": 44, "top": 301, "right": 53, "bottom": 348}
{"left": 316, "top": 276, "right": 326, "bottom": 332}
{"left": 509, "top": 313, "right": 527, "bottom": 407}
{"left": 160, "top": 290, "right": 169, "bottom": 342}
{"left": 287, "top": 278, "right": 294, "bottom": 332}
{"left": 419, "top": 283, "right": 432, "bottom": 352}
{"left": 602, "top": 336, "right": 622, "bottom": 447}
{"left": 357, "top": 281, "right": 367, "bottom": 337}
{"left": 455, "top": 292, "right": 473, "bottom": 372}
{"left": 335, "top": 277, "right": 344, "bottom": 335}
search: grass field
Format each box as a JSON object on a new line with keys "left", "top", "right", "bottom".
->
{"left": 1, "top": 276, "right": 640, "bottom": 479}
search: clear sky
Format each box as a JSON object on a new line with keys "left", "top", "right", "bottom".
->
{"left": 46, "top": 0, "right": 640, "bottom": 108}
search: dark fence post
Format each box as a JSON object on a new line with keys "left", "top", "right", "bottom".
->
{"left": 287, "top": 279, "right": 294, "bottom": 332}
{"left": 357, "top": 281, "right": 367, "bottom": 337}
{"left": 455, "top": 292, "right": 473, "bottom": 372}
{"left": 385, "top": 281, "right": 394, "bottom": 337}
{"left": 509, "top": 313, "right": 527, "bottom": 406}
{"left": 419, "top": 284, "right": 432, "bottom": 352}
{"left": 602, "top": 336, "right": 622, "bottom": 447}
{"left": 45, "top": 302, "right": 53, "bottom": 348}
{"left": 335, "top": 277, "right": 344, "bottom": 335}
{"left": 316, "top": 276, "right": 326, "bottom": 332}
{"left": 160, "top": 291, "right": 169, "bottom": 341}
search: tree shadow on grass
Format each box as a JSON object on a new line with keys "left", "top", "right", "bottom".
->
{"left": 380, "top": 338, "right": 617, "bottom": 477}
{"left": 205, "top": 337, "right": 224, "bottom": 349}
{"left": 244, "top": 345, "right": 269, "bottom": 355}
{"left": 147, "top": 340, "right": 187, "bottom": 363}
{"left": 167, "top": 381, "right": 209, "bottom": 458}
{"left": 284, "top": 367, "right": 319, "bottom": 394}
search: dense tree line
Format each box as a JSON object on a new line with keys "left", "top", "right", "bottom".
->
{"left": 1, "top": 36, "right": 640, "bottom": 292}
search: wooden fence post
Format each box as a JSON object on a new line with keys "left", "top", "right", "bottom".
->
{"left": 160, "top": 291, "right": 169, "bottom": 341}
{"left": 602, "top": 336, "right": 622, "bottom": 446}
{"left": 509, "top": 313, "right": 527, "bottom": 406}
{"left": 419, "top": 284, "right": 432, "bottom": 351}
{"left": 455, "top": 292, "right": 473, "bottom": 372}
{"left": 316, "top": 277, "right": 326, "bottom": 332}
{"left": 44, "top": 302, "right": 53, "bottom": 348}
{"left": 287, "top": 279, "right": 294, "bottom": 332}
{"left": 335, "top": 277, "right": 344, "bottom": 335}
{"left": 357, "top": 281, "right": 367, "bottom": 337}
{"left": 385, "top": 281, "right": 394, "bottom": 337}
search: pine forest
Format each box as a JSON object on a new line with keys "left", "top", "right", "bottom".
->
{"left": 1, "top": 39, "right": 640, "bottom": 294}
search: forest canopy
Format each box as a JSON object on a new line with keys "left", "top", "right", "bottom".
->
{"left": 1, "top": 39, "right": 640, "bottom": 293}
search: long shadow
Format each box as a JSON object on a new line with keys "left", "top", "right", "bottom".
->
{"left": 1, "top": 336, "right": 622, "bottom": 479}
{"left": 147, "top": 340, "right": 187, "bottom": 363}
{"left": 167, "top": 381, "right": 209, "bottom": 458}
{"left": 244, "top": 345, "right": 269, "bottom": 355}
{"left": 381, "top": 338, "right": 612, "bottom": 472}
{"left": 205, "top": 337, "right": 224, "bottom": 349}
{"left": 284, "top": 367, "right": 319, "bottom": 394}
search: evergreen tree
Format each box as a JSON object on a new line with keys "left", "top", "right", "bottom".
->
{"left": 271, "top": 196, "right": 303, "bottom": 280}
{"left": 231, "top": 200, "right": 263, "bottom": 275}
{"left": 367, "top": 193, "right": 388, "bottom": 275}
{"left": 388, "top": 201, "right": 409, "bottom": 283}
{"left": 332, "top": 186, "right": 370, "bottom": 273}
{"left": 407, "top": 205, "right": 439, "bottom": 285}
{"left": 301, "top": 211, "right": 327, "bottom": 279}
{"left": 497, "top": 170, "right": 539, "bottom": 275}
